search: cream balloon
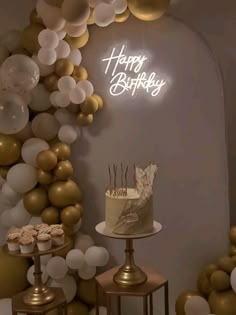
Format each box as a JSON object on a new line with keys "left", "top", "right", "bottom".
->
{"left": 74, "top": 233, "right": 95, "bottom": 253}
{"left": 54, "top": 109, "right": 77, "bottom": 125}
{"left": 50, "top": 275, "right": 77, "bottom": 303}
{"left": 1, "top": 183, "right": 21, "bottom": 204}
{"left": 93, "top": 3, "right": 115, "bottom": 27}
{"left": 37, "top": 0, "right": 66, "bottom": 31}
{"left": 57, "top": 30, "right": 66, "bottom": 40}
{"left": 69, "top": 86, "right": 86, "bottom": 104}
{"left": 38, "top": 48, "right": 57, "bottom": 66}
{"left": 7, "top": 163, "right": 37, "bottom": 193}
{"left": 30, "top": 84, "right": 51, "bottom": 112}
{"left": 58, "top": 76, "right": 76, "bottom": 93}
{"left": 54, "top": 92, "right": 71, "bottom": 108}
{"left": 58, "top": 125, "right": 78, "bottom": 144}
{"left": 230, "top": 267, "right": 236, "bottom": 293}
{"left": 11, "top": 200, "right": 32, "bottom": 227}
{"left": 0, "top": 209, "right": 14, "bottom": 228}
{"left": 184, "top": 296, "right": 210, "bottom": 315}
{"left": 21, "top": 138, "right": 50, "bottom": 167}
{"left": 65, "top": 23, "right": 87, "bottom": 38}
{"left": 66, "top": 249, "right": 85, "bottom": 269}
{"left": 32, "top": 113, "right": 60, "bottom": 141}
{"left": 55, "top": 40, "right": 71, "bottom": 59}
{"left": 38, "top": 29, "right": 59, "bottom": 49}
{"left": 77, "top": 80, "right": 94, "bottom": 96}
{"left": 32, "top": 55, "right": 55, "bottom": 77}
{"left": 78, "top": 262, "right": 96, "bottom": 280}
{"left": 68, "top": 49, "right": 82, "bottom": 66}
{"left": 85, "top": 246, "right": 109, "bottom": 267}
{"left": 46, "top": 256, "right": 68, "bottom": 280}
{"left": 15, "top": 122, "right": 33, "bottom": 142}
{"left": 114, "top": 0, "right": 127, "bottom": 14}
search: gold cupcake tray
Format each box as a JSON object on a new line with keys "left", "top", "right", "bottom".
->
{"left": 3, "top": 237, "right": 71, "bottom": 306}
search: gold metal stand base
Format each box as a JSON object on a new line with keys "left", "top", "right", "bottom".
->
{"left": 114, "top": 264, "right": 147, "bottom": 287}
{"left": 23, "top": 286, "right": 55, "bottom": 306}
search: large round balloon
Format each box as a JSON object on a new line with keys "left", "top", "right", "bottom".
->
{"left": 128, "top": 0, "right": 170, "bottom": 21}
{"left": 21, "top": 138, "right": 50, "bottom": 167}
{"left": 67, "top": 301, "right": 89, "bottom": 315}
{"left": 7, "top": 163, "right": 37, "bottom": 193}
{"left": 209, "top": 290, "right": 236, "bottom": 315}
{"left": 77, "top": 278, "right": 96, "bottom": 305}
{"left": 0, "top": 247, "right": 30, "bottom": 298}
{"left": 32, "top": 113, "right": 60, "bottom": 141}
{"left": 0, "top": 55, "right": 40, "bottom": 91}
{"left": 0, "top": 91, "right": 29, "bottom": 134}
{"left": 175, "top": 291, "right": 201, "bottom": 315}
{"left": 0, "top": 134, "right": 21, "bottom": 166}
{"left": 62, "top": 0, "right": 90, "bottom": 25}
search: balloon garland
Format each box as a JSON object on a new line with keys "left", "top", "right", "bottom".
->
{"left": 0, "top": 0, "right": 170, "bottom": 314}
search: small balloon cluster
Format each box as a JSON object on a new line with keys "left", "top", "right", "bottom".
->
{"left": 175, "top": 226, "right": 236, "bottom": 315}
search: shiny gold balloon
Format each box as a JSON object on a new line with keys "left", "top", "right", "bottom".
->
{"left": 87, "top": 8, "right": 95, "bottom": 25}
{"left": 115, "top": 8, "right": 131, "bottom": 23}
{"left": 128, "top": 0, "right": 170, "bottom": 21}
{"left": 218, "top": 256, "right": 235, "bottom": 273}
{"left": 229, "top": 226, "right": 236, "bottom": 245}
{"left": 77, "top": 278, "right": 97, "bottom": 305}
{"left": 61, "top": 205, "right": 82, "bottom": 226}
{"left": 0, "top": 166, "right": 10, "bottom": 179}
{"left": 77, "top": 113, "right": 93, "bottom": 126}
{"left": 72, "top": 66, "right": 88, "bottom": 82}
{"left": 197, "top": 271, "right": 212, "bottom": 297}
{"left": 0, "top": 134, "right": 21, "bottom": 166}
{"left": 0, "top": 247, "right": 30, "bottom": 298}
{"left": 55, "top": 59, "right": 74, "bottom": 77}
{"left": 54, "top": 160, "right": 73, "bottom": 180}
{"left": 92, "top": 94, "right": 104, "bottom": 110}
{"left": 231, "top": 255, "right": 236, "bottom": 265}
{"left": 67, "top": 301, "right": 89, "bottom": 315}
{"left": 204, "top": 263, "right": 219, "bottom": 279}
{"left": 30, "top": 8, "right": 44, "bottom": 25}
{"left": 80, "top": 97, "right": 98, "bottom": 115}
{"left": 44, "top": 73, "right": 60, "bottom": 92}
{"left": 210, "top": 270, "right": 230, "bottom": 291}
{"left": 75, "top": 203, "right": 84, "bottom": 217}
{"left": 51, "top": 142, "right": 71, "bottom": 161}
{"left": 48, "top": 179, "right": 82, "bottom": 207}
{"left": 229, "top": 244, "right": 236, "bottom": 256}
{"left": 175, "top": 290, "right": 200, "bottom": 315}
{"left": 21, "top": 23, "right": 45, "bottom": 54}
{"left": 53, "top": 236, "right": 74, "bottom": 258}
{"left": 37, "top": 169, "right": 54, "bottom": 185}
{"left": 65, "top": 30, "right": 89, "bottom": 49}
{"left": 41, "top": 206, "right": 60, "bottom": 225}
{"left": 24, "top": 186, "right": 49, "bottom": 215}
{"left": 209, "top": 290, "right": 236, "bottom": 315}
{"left": 37, "top": 150, "right": 58, "bottom": 171}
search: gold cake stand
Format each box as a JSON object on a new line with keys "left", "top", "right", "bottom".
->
{"left": 4, "top": 237, "right": 71, "bottom": 306}
{"left": 95, "top": 221, "right": 162, "bottom": 287}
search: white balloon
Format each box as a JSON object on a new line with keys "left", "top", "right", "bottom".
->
{"left": 89, "top": 306, "right": 109, "bottom": 315}
{"left": 113, "top": 0, "right": 127, "bottom": 14}
{"left": 50, "top": 91, "right": 59, "bottom": 107}
{"left": 7, "top": 164, "right": 37, "bottom": 194}
{"left": 46, "top": 256, "right": 68, "bottom": 280}
{"left": 58, "top": 76, "right": 76, "bottom": 93}
{"left": 184, "top": 296, "right": 210, "bottom": 315}
{"left": 69, "top": 86, "right": 86, "bottom": 104}
{"left": 57, "top": 30, "right": 66, "bottom": 40}
{"left": 1, "top": 183, "right": 21, "bottom": 204}
{"left": 0, "top": 209, "right": 14, "bottom": 228}
{"left": 38, "top": 48, "right": 57, "bottom": 66}
{"left": 66, "top": 249, "right": 85, "bottom": 269}
{"left": 18, "top": 91, "right": 32, "bottom": 105}
{"left": 68, "top": 49, "right": 82, "bottom": 66}
{"left": 0, "top": 299, "right": 12, "bottom": 315}
{"left": 30, "top": 84, "right": 51, "bottom": 112}
{"left": 29, "top": 216, "right": 43, "bottom": 225}
{"left": 65, "top": 23, "right": 87, "bottom": 37}
{"left": 0, "top": 191, "right": 16, "bottom": 210}
{"left": 27, "top": 264, "right": 48, "bottom": 285}
{"left": 38, "top": 29, "right": 59, "bottom": 49}
{"left": 0, "top": 176, "right": 5, "bottom": 188}
{"left": 15, "top": 122, "right": 33, "bottom": 142}
{"left": 50, "top": 275, "right": 77, "bottom": 303}
{"left": 0, "top": 45, "right": 9, "bottom": 66}
{"left": 40, "top": 254, "right": 52, "bottom": 265}
{"left": 54, "top": 109, "right": 77, "bottom": 125}
{"left": 93, "top": 3, "right": 115, "bottom": 27}
{"left": 77, "top": 80, "right": 94, "bottom": 96}
{"left": 21, "top": 138, "right": 50, "bottom": 167}
{"left": 58, "top": 125, "right": 78, "bottom": 144}
{"left": 1, "top": 30, "right": 21, "bottom": 52}
{"left": 11, "top": 200, "right": 32, "bottom": 227}
{"left": 54, "top": 91, "right": 71, "bottom": 108}
{"left": 74, "top": 233, "right": 95, "bottom": 253}
{"left": 78, "top": 262, "right": 96, "bottom": 280}
{"left": 85, "top": 246, "right": 110, "bottom": 267}
{"left": 230, "top": 267, "right": 236, "bottom": 293}
{"left": 55, "top": 40, "right": 70, "bottom": 59}
{"left": 32, "top": 113, "right": 60, "bottom": 141}
{"left": 37, "top": 0, "right": 66, "bottom": 31}
{"left": 32, "top": 55, "right": 55, "bottom": 77}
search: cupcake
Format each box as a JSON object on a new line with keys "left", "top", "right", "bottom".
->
{"left": 37, "top": 233, "right": 52, "bottom": 251}
{"left": 7, "top": 232, "right": 21, "bottom": 251}
{"left": 38, "top": 226, "right": 52, "bottom": 235}
{"left": 19, "top": 235, "right": 35, "bottom": 254}
{"left": 22, "top": 229, "right": 38, "bottom": 237}
{"left": 35, "top": 223, "right": 49, "bottom": 231}
{"left": 22, "top": 225, "right": 35, "bottom": 231}
{"left": 51, "top": 228, "right": 64, "bottom": 246}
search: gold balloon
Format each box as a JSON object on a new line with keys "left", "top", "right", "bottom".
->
{"left": 210, "top": 270, "right": 230, "bottom": 291}
{"left": 24, "top": 186, "right": 49, "bottom": 215}
{"left": 229, "top": 244, "right": 236, "bottom": 256}
{"left": 21, "top": 23, "right": 45, "bottom": 54}
{"left": 53, "top": 236, "right": 74, "bottom": 258}
{"left": 48, "top": 179, "right": 82, "bottom": 207}
{"left": 51, "top": 142, "right": 71, "bottom": 161}
{"left": 0, "top": 166, "right": 10, "bottom": 179}
{"left": 55, "top": 59, "right": 74, "bottom": 77}
{"left": 44, "top": 73, "right": 60, "bottom": 92}
{"left": 0, "top": 247, "right": 30, "bottom": 298}
{"left": 61, "top": 206, "right": 82, "bottom": 226}
{"left": 65, "top": 30, "right": 89, "bottom": 49}
{"left": 37, "top": 169, "right": 54, "bottom": 185}
{"left": 229, "top": 226, "right": 236, "bottom": 245}
{"left": 80, "top": 97, "right": 98, "bottom": 115}
{"left": 128, "top": 0, "right": 170, "bottom": 21}
{"left": 209, "top": 290, "right": 236, "bottom": 315}
{"left": 72, "top": 66, "right": 88, "bottom": 82}
{"left": 92, "top": 94, "right": 104, "bottom": 110}
{"left": 218, "top": 256, "right": 235, "bottom": 273}
{"left": 204, "top": 263, "right": 219, "bottom": 279}
{"left": 75, "top": 203, "right": 84, "bottom": 217}
{"left": 77, "top": 113, "right": 94, "bottom": 126}
{"left": 30, "top": 8, "right": 44, "bottom": 25}
{"left": 77, "top": 278, "right": 97, "bottom": 305}
{"left": 54, "top": 160, "right": 73, "bottom": 180}
{"left": 67, "top": 301, "right": 89, "bottom": 315}
{"left": 175, "top": 290, "right": 200, "bottom": 315}
{"left": 197, "top": 271, "right": 212, "bottom": 297}
{"left": 87, "top": 8, "right": 95, "bottom": 25}
{"left": 115, "top": 8, "right": 131, "bottom": 23}
{"left": 0, "top": 134, "right": 21, "bottom": 166}
{"left": 37, "top": 150, "right": 58, "bottom": 171}
{"left": 41, "top": 206, "right": 60, "bottom": 225}
{"left": 231, "top": 255, "right": 236, "bottom": 265}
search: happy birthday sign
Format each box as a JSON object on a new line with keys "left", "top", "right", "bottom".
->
{"left": 102, "top": 44, "right": 166, "bottom": 97}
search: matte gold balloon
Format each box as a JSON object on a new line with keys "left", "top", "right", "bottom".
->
{"left": 115, "top": 8, "right": 131, "bottom": 23}
{"left": 80, "top": 96, "right": 98, "bottom": 115}
{"left": 229, "top": 244, "right": 236, "bottom": 256}
{"left": 24, "top": 186, "right": 49, "bottom": 215}
{"left": 218, "top": 256, "right": 235, "bottom": 274}
{"left": 37, "top": 150, "right": 58, "bottom": 171}
{"left": 210, "top": 270, "right": 230, "bottom": 291}
{"left": 197, "top": 271, "right": 212, "bottom": 297}
{"left": 231, "top": 255, "right": 236, "bottom": 265}
{"left": 0, "top": 166, "right": 10, "bottom": 179}
{"left": 53, "top": 236, "right": 74, "bottom": 258}
{"left": 65, "top": 30, "right": 89, "bottom": 49}
{"left": 30, "top": 9, "right": 44, "bottom": 25}
{"left": 87, "top": 8, "right": 95, "bottom": 25}
{"left": 204, "top": 263, "right": 219, "bottom": 279}
{"left": 72, "top": 66, "right": 88, "bottom": 82}
{"left": 175, "top": 290, "right": 200, "bottom": 315}
{"left": 54, "top": 160, "right": 73, "bottom": 180}
{"left": 51, "top": 142, "right": 71, "bottom": 161}
{"left": 92, "top": 94, "right": 104, "bottom": 110}
{"left": 37, "top": 169, "right": 54, "bottom": 185}
{"left": 77, "top": 279, "right": 97, "bottom": 305}
{"left": 75, "top": 203, "right": 84, "bottom": 217}
{"left": 21, "top": 23, "right": 45, "bottom": 54}
{"left": 0, "top": 247, "right": 30, "bottom": 298}
{"left": 61, "top": 206, "right": 82, "bottom": 226}
{"left": 229, "top": 226, "right": 236, "bottom": 245}
{"left": 44, "top": 73, "right": 60, "bottom": 92}
{"left": 77, "top": 113, "right": 93, "bottom": 126}
{"left": 128, "top": 0, "right": 170, "bottom": 21}
{"left": 62, "top": 224, "right": 74, "bottom": 236}
{"left": 41, "top": 206, "right": 60, "bottom": 225}
{"left": 209, "top": 290, "right": 236, "bottom": 315}
{"left": 0, "top": 134, "right": 21, "bottom": 166}
{"left": 55, "top": 59, "right": 74, "bottom": 77}
{"left": 48, "top": 179, "right": 82, "bottom": 207}
{"left": 67, "top": 301, "right": 89, "bottom": 315}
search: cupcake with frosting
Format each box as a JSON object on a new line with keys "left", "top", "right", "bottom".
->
{"left": 37, "top": 233, "right": 52, "bottom": 251}
{"left": 22, "top": 229, "right": 38, "bottom": 237}
{"left": 38, "top": 226, "right": 52, "bottom": 235}
{"left": 7, "top": 232, "right": 21, "bottom": 251}
{"left": 22, "top": 225, "right": 35, "bottom": 231}
{"left": 35, "top": 223, "right": 49, "bottom": 231}
{"left": 19, "top": 235, "right": 35, "bottom": 254}
{"left": 51, "top": 228, "right": 64, "bottom": 246}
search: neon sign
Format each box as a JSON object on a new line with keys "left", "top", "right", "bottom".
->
{"left": 102, "top": 44, "right": 166, "bottom": 97}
